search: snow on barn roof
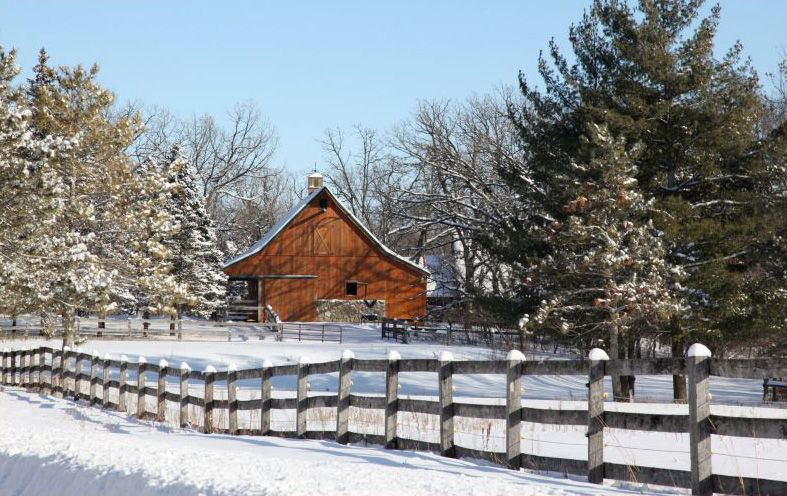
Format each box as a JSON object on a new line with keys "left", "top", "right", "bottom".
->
{"left": 223, "top": 186, "right": 429, "bottom": 275}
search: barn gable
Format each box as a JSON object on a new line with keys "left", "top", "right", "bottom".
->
{"left": 223, "top": 186, "right": 428, "bottom": 276}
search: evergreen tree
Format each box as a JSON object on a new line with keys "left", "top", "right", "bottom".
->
{"left": 5, "top": 48, "right": 185, "bottom": 347}
{"left": 522, "top": 123, "right": 686, "bottom": 400}
{"left": 163, "top": 146, "right": 227, "bottom": 319}
{"left": 495, "top": 0, "right": 786, "bottom": 397}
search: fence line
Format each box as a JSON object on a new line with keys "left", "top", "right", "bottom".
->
{"left": 1, "top": 346, "right": 785, "bottom": 496}
{"left": 0, "top": 319, "right": 344, "bottom": 343}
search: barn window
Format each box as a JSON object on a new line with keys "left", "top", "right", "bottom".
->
{"left": 319, "top": 198, "right": 328, "bottom": 211}
{"left": 345, "top": 282, "right": 358, "bottom": 296}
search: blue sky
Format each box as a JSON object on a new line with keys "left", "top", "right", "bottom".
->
{"left": 2, "top": 1, "right": 785, "bottom": 177}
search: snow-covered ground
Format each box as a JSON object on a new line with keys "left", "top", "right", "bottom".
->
{"left": 0, "top": 387, "right": 688, "bottom": 496}
{"left": 2, "top": 322, "right": 785, "bottom": 495}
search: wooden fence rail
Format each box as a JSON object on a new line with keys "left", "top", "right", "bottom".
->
{"left": 1, "top": 345, "right": 785, "bottom": 496}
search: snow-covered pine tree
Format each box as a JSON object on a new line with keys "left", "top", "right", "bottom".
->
{"left": 6, "top": 49, "right": 185, "bottom": 347}
{"left": 521, "top": 124, "right": 686, "bottom": 401}
{"left": 163, "top": 146, "right": 227, "bottom": 319}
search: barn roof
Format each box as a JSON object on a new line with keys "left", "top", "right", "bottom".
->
{"left": 223, "top": 186, "right": 429, "bottom": 275}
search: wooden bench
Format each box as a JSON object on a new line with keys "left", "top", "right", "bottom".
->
{"left": 763, "top": 378, "right": 787, "bottom": 402}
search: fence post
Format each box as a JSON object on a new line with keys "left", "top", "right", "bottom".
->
{"left": 74, "top": 352, "right": 83, "bottom": 402}
{"left": 60, "top": 346, "right": 73, "bottom": 399}
{"left": 32, "top": 348, "right": 40, "bottom": 391}
{"left": 1, "top": 349, "right": 6, "bottom": 386}
{"left": 137, "top": 356, "right": 147, "bottom": 419}
{"left": 296, "top": 356, "right": 309, "bottom": 437}
{"left": 336, "top": 350, "right": 354, "bottom": 444}
{"left": 158, "top": 359, "right": 168, "bottom": 422}
{"left": 204, "top": 365, "right": 216, "bottom": 433}
{"left": 228, "top": 363, "right": 238, "bottom": 435}
{"left": 385, "top": 350, "right": 400, "bottom": 449}
{"left": 102, "top": 354, "right": 111, "bottom": 409}
{"left": 20, "top": 348, "right": 27, "bottom": 388}
{"left": 687, "top": 343, "right": 713, "bottom": 496}
{"left": 10, "top": 348, "right": 17, "bottom": 386}
{"left": 90, "top": 351, "right": 100, "bottom": 406}
{"left": 587, "top": 348, "right": 609, "bottom": 484}
{"left": 261, "top": 360, "right": 272, "bottom": 436}
{"left": 119, "top": 355, "right": 128, "bottom": 412}
{"left": 177, "top": 319, "right": 183, "bottom": 340}
{"left": 438, "top": 351, "right": 455, "bottom": 458}
{"left": 53, "top": 349, "right": 62, "bottom": 396}
{"left": 179, "top": 362, "right": 190, "bottom": 428}
{"left": 44, "top": 348, "right": 52, "bottom": 395}
{"left": 506, "top": 349, "right": 525, "bottom": 470}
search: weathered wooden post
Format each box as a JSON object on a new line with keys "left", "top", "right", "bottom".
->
{"left": 204, "top": 365, "right": 216, "bottom": 433}
{"left": 438, "top": 351, "right": 455, "bottom": 458}
{"left": 177, "top": 319, "right": 183, "bottom": 340}
{"left": 1, "top": 349, "right": 6, "bottom": 386}
{"left": 228, "top": 363, "right": 238, "bottom": 435}
{"left": 179, "top": 362, "right": 190, "bottom": 428}
{"left": 32, "top": 348, "right": 40, "bottom": 391}
{"left": 336, "top": 350, "right": 354, "bottom": 444}
{"left": 119, "top": 355, "right": 128, "bottom": 412}
{"left": 687, "top": 343, "right": 713, "bottom": 496}
{"left": 385, "top": 350, "right": 400, "bottom": 449}
{"left": 64, "top": 347, "right": 74, "bottom": 398}
{"left": 74, "top": 352, "right": 83, "bottom": 402}
{"left": 53, "top": 349, "right": 62, "bottom": 396}
{"left": 506, "top": 349, "right": 525, "bottom": 470}
{"left": 157, "top": 359, "right": 168, "bottom": 422}
{"left": 296, "top": 356, "right": 309, "bottom": 438}
{"left": 90, "top": 351, "right": 100, "bottom": 406}
{"left": 137, "top": 356, "right": 147, "bottom": 419}
{"left": 102, "top": 354, "right": 111, "bottom": 409}
{"left": 260, "top": 360, "right": 272, "bottom": 436}
{"left": 587, "top": 348, "right": 609, "bottom": 484}
{"left": 10, "top": 348, "right": 17, "bottom": 386}
{"left": 19, "top": 348, "right": 28, "bottom": 388}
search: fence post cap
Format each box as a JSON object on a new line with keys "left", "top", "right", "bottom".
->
{"left": 298, "top": 356, "right": 310, "bottom": 365}
{"left": 262, "top": 359, "right": 273, "bottom": 368}
{"left": 204, "top": 364, "right": 217, "bottom": 374}
{"left": 92, "top": 350, "right": 100, "bottom": 357}
{"left": 104, "top": 354, "right": 112, "bottom": 361}
{"left": 120, "top": 354, "right": 128, "bottom": 363}
{"left": 138, "top": 356, "right": 147, "bottom": 364}
{"left": 159, "top": 359, "right": 168, "bottom": 368}
{"left": 62, "top": 346, "right": 69, "bottom": 352}
{"left": 506, "top": 349, "right": 526, "bottom": 361}
{"left": 388, "top": 350, "right": 401, "bottom": 361}
{"left": 341, "top": 350, "right": 355, "bottom": 360}
{"left": 179, "top": 362, "right": 191, "bottom": 371}
{"left": 228, "top": 363, "right": 237, "bottom": 372}
{"left": 687, "top": 343, "right": 712, "bottom": 358}
{"left": 588, "top": 348, "right": 610, "bottom": 361}
{"left": 439, "top": 351, "right": 454, "bottom": 363}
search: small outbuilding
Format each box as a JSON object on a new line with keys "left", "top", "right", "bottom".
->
{"left": 223, "top": 173, "right": 428, "bottom": 322}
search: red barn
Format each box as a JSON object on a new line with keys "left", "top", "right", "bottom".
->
{"left": 223, "top": 173, "right": 428, "bottom": 322}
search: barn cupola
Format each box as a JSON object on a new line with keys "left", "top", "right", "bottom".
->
{"left": 308, "top": 172, "right": 324, "bottom": 194}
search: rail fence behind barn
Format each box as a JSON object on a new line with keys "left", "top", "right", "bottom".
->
{"left": 0, "top": 319, "right": 342, "bottom": 343}
{"left": 1, "top": 347, "right": 785, "bottom": 496}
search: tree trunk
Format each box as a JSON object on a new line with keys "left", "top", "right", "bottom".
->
{"left": 609, "top": 321, "right": 623, "bottom": 401}
{"left": 61, "top": 309, "right": 75, "bottom": 349}
{"left": 670, "top": 316, "right": 687, "bottom": 402}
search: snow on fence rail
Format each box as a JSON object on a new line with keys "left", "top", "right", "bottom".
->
{"left": 1, "top": 346, "right": 785, "bottom": 496}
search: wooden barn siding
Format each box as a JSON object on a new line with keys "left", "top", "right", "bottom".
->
{"left": 226, "top": 191, "right": 426, "bottom": 321}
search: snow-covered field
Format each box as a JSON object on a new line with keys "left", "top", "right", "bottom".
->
{"left": 2, "top": 323, "right": 785, "bottom": 495}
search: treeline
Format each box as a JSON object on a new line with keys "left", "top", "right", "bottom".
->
{"left": 315, "top": 1, "right": 787, "bottom": 400}
{"left": 0, "top": 49, "right": 227, "bottom": 347}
